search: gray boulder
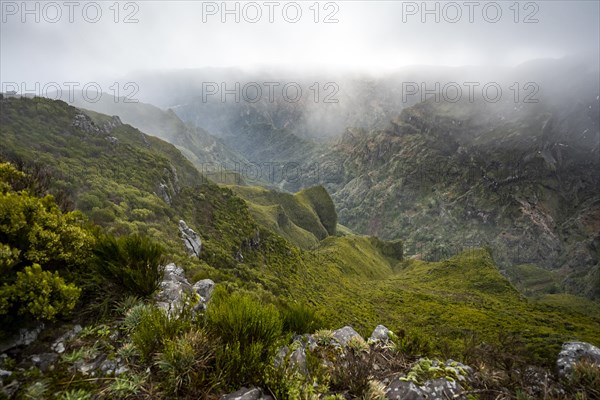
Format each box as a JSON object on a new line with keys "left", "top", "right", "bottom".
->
{"left": 155, "top": 263, "right": 193, "bottom": 313}
{"left": 557, "top": 341, "right": 600, "bottom": 379}
{"left": 275, "top": 343, "right": 308, "bottom": 374}
{"left": 51, "top": 324, "right": 82, "bottom": 354}
{"left": 179, "top": 220, "right": 201, "bottom": 257}
{"left": 155, "top": 263, "right": 213, "bottom": 314}
{"left": 386, "top": 378, "right": 465, "bottom": 400}
{"left": 221, "top": 387, "right": 273, "bottom": 400}
{"left": 332, "top": 326, "right": 362, "bottom": 346}
{"left": 193, "top": 279, "right": 215, "bottom": 302}
{"left": 30, "top": 353, "right": 58, "bottom": 372}
{"left": 369, "top": 325, "right": 391, "bottom": 344}
{"left": 0, "top": 324, "right": 44, "bottom": 353}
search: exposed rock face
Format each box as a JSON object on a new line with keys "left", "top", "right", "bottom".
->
{"left": 369, "top": 324, "right": 391, "bottom": 344}
{"left": 51, "top": 325, "right": 83, "bottom": 354}
{"left": 332, "top": 326, "right": 362, "bottom": 346}
{"left": 100, "top": 115, "right": 123, "bottom": 133}
{"left": 29, "top": 353, "right": 58, "bottom": 372}
{"left": 155, "top": 263, "right": 214, "bottom": 314}
{"left": 557, "top": 341, "right": 600, "bottom": 378}
{"left": 178, "top": 220, "right": 201, "bottom": 257}
{"left": 221, "top": 387, "right": 273, "bottom": 400}
{"left": 72, "top": 113, "right": 100, "bottom": 134}
{"left": 275, "top": 344, "right": 308, "bottom": 375}
{"left": 72, "top": 113, "right": 122, "bottom": 136}
{"left": 0, "top": 324, "right": 44, "bottom": 353}
{"left": 157, "top": 182, "right": 171, "bottom": 205}
{"left": 386, "top": 377, "right": 465, "bottom": 400}
{"left": 193, "top": 279, "right": 215, "bottom": 302}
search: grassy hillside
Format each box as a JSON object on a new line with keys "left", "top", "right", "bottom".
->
{"left": 228, "top": 185, "right": 337, "bottom": 249}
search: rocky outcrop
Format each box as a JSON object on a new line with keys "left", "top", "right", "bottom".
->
{"left": 557, "top": 341, "right": 600, "bottom": 379}
{"left": 386, "top": 377, "right": 464, "bottom": 400}
{"left": 100, "top": 115, "right": 123, "bottom": 133}
{"left": 193, "top": 279, "right": 215, "bottom": 302}
{"left": 369, "top": 324, "right": 391, "bottom": 344}
{"left": 155, "top": 263, "right": 214, "bottom": 314}
{"left": 386, "top": 359, "right": 472, "bottom": 400}
{"left": 178, "top": 220, "right": 201, "bottom": 257}
{"left": 157, "top": 183, "right": 171, "bottom": 205}
{"left": 221, "top": 387, "right": 273, "bottom": 400}
{"left": 332, "top": 326, "right": 362, "bottom": 346}
{"left": 0, "top": 324, "right": 44, "bottom": 353}
{"left": 51, "top": 325, "right": 82, "bottom": 354}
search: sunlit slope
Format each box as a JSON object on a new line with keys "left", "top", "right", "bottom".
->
{"left": 227, "top": 185, "right": 337, "bottom": 249}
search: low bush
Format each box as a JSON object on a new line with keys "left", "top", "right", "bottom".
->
{"left": 130, "top": 304, "right": 192, "bottom": 363}
{"left": 329, "top": 338, "right": 374, "bottom": 397}
{"left": 156, "top": 330, "right": 216, "bottom": 397}
{"left": 93, "top": 234, "right": 166, "bottom": 298}
{"left": 206, "top": 290, "right": 283, "bottom": 387}
{"left": 0, "top": 263, "right": 80, "bottom": 320}
{"left": 565, "top": 359, "right": 600, "bottom": 399}
{"left": 281, "top": 302, "right": 324, "bottom": 335}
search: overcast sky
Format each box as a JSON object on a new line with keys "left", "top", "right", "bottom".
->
{"left": 1, "top": 0, "right": 599, "bottom": 86}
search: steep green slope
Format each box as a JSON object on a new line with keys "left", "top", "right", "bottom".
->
{"left": 228, "top": 185, "right": 337, "bottom": 249}
{"left": 0, "top": 96, "right": 256, "bottom": 269}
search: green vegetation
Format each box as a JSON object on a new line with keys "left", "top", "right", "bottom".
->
{"left": 229, "top": 184, "right": 337, "bottom": 249}
{"left": 206, "top": 289, "right": 283, "bottom": 388}
{"left": 504, "top": 263, "right": 562, "bottom": 296}
{"left": 0, "top": 263, "right": 80, "bottom": 320}
{"left": 0, "top": 162, "right": 93, "bottom": 326}
{"left": 1, "top": 97, "right": 600, "bottom": 399}
{"left": 93, "top": 234, "right": 166, "bottom": 298}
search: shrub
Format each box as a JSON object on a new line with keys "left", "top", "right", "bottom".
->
{"left": 57, "top": 389, "right": 92, "bottom": 400}
{"left": 281, "top": 302, "right": 324, "bottom": 335}
{"left": 155, "top": 330, "right": 216, "bottom": 396}
{"left": 399, "top": 358, "right": 466, "bottom": 385}
{"left": 93, "top": 234, "right": 166, "bottom": 297}
{"left": 0, "top": 190, "right": 93, "bottom": 273}
{"left": 329, "top": 340, "right": 374, "bottom": 397}
{"left": 389, "top": 328, "right": 434, "bottom": 357}
{"left": 565, "top": 359, "right": 600, "bottom": 399}
{"left": 0, "top": 263, "right": 80, "bottom": 320}
{"left": 130, "top": 305, "right": 192, "bottom": 363}
{"left": 206, "top": 291, "right": 283, "bottom": 387}
{"left": 106, "top": 372, "right": 147, "bottom": 399}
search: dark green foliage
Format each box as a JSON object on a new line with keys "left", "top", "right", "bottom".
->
{"left": 281, "top": 302, "right": 324, "bottom": 335}
{"left": 389, "top": 329, "right": 434, "bottom": 357}
{"left": 329, "top": 341, "right": 374, "bottom": 397}
{"left": 0, "top": 263, "right": 81, "bottom": 320}
{"left": 0, "top": 163, "right": 91, "bottom": 326}
{"left": 565, "top": 359, "right": 600, "bottom": 399}
{"left": 129, "top": 304, "right": 193, "bottom": 363}
{"left": 93, "top": 234, "right": 166, "bottom": 298}
{"left": 155, "top": 330, "right": 217, "bottom": 397}
{"left": 206, "top": 289, "right": 283, "bottom": 387}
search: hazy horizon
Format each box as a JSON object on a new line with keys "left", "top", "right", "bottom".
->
{"left": 2, "top": 0, "right": 599, "bottom": 86}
